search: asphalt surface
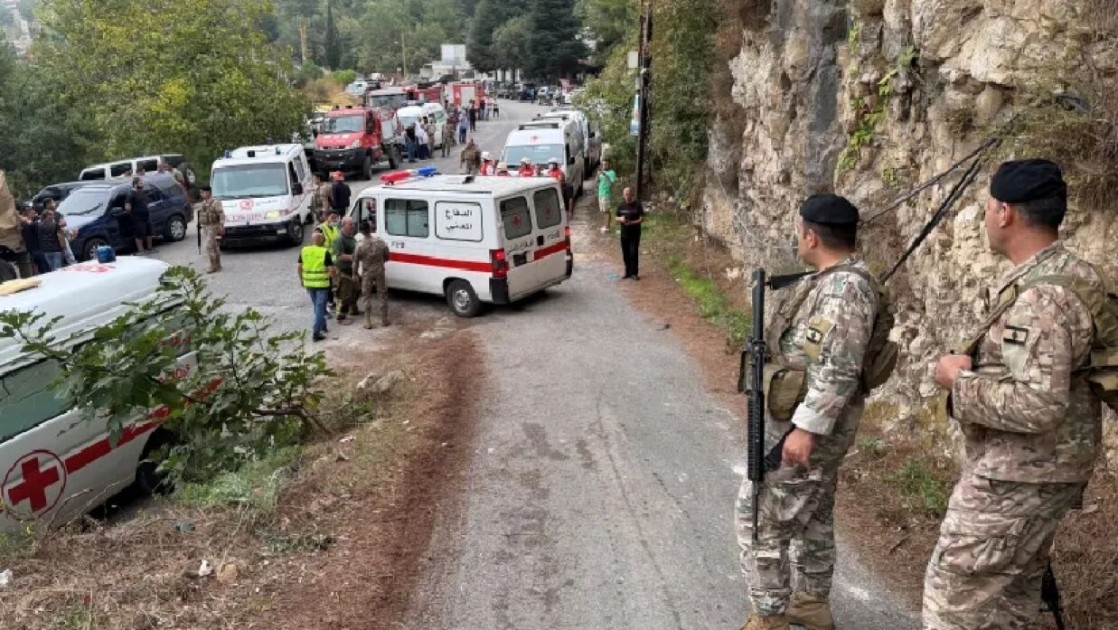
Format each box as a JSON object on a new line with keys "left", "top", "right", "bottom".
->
{"left": 148, "top": 100, "right": 545, "bottom": 336}
{"left": 149, "top": 100, "right": 919, "bottom": 628}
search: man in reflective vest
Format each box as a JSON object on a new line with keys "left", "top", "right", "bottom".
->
{"left": 316, "top": 211, "right": 341, "bottom": 313}
{"left": 297, "top": 231, "right": 336, "bottom": 342}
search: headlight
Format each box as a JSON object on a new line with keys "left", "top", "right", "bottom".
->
{"left": 349, "top": 140, "right": 361, "bottom": 149}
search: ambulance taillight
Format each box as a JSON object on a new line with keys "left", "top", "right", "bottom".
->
{"left": 564, "top": 226, "right": 572, "bottom": 250}
{"left": 490, "top": 249, "right": 509, "bottom": 279}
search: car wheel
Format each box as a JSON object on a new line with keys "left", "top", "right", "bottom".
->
{"left": 165, "top": 214, "right": 187, "bottom": 241}
{"left": 0, "top": 261, "right": 17, "bottom": 282}
{"left": 83, "top": 237, "right": 108, "bottom": 261}
{"left": 362, "top": 155, "right": 373, "bottom": 180}
{"left": 133, "top": 429, "right": 176, "bottom": 495}
{"left": 288, "top": 219, "right": 305, "bottom": 245}
{"left": 445, "top": 279, "right": 481, "bottom": 318}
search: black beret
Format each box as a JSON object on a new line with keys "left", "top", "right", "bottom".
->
{"left": 990, "top": 159, "right": 1067, "bottom": 204}
{"left": 799, "top": 193, "right": 859, "bottom": 226}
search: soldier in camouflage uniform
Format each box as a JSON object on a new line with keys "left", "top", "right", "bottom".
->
{"left": 737, "top": 194, "right": 881, "bottom": 630}
{"left": 925, "top": 159, "right": 1105, "bottom": 629}
{"left": 197, "top": 186, "right": 225, "bottom": 274}
{"left": 312, "top": 173, "right": 331, "bottom": 223}
{"left": 354, "top": 219, "right": 389, "bottom": 328}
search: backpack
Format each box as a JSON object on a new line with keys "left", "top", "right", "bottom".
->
{"left": 962, "top": 274, "right": 1118, "bottom": 412}
{"left": 767, "top": 265, "right": 898, "bottom": 395}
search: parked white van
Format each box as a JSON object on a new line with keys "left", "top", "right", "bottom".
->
{"left": 397, "top": 103, "right": 449, "bottom": 149}
{"left": 0, "top": 257, "right": 191, "bottom": 532}
{"left": 210, "top": 143, "right": 314, "bottom": 247}
{"left": 348, "top": 171, "right": 573, "bottom": 317}
{"left": 538, "top": 108, "right": 601, "bottom": 172}
{"left": 500, "top": 122, "right": 586, "bottom": 196}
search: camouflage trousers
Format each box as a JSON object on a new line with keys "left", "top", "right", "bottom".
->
{"left": 735, "top": 410, "right": 861, "bottom": 616}
{"left": 201, "top": 226, "right": 220, "bottom": 270}
{"left": 361, "top": 266, "right": 388, "bottom": 325}
{"left": 922, "top": 474, "right": 1084, "bottom": 630}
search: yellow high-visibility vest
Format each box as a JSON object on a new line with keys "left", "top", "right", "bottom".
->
{"left": 300, "top": 245, "right": 330, "bottom": 288}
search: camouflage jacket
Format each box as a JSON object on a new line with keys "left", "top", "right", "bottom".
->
{"left": 197, "top": 198, "right": 224, "bottom": 228}
{"left": 773, "top": 253, "right": 878, "bottom": 436}
{"left": 314, "top": 183, "right": 332, "bottom": 211}
{"left": 952, "top": 242, "right": 1103, "bottom": 484}
{"left": 355, "top": 235, "right": 389, "bottom": 273}
{"left": 460, "top": 146, "right": 481, "bottom": 169}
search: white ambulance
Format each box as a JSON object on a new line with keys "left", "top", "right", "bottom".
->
{"left": 348, "top": 170, "right": 573, "bottom": 317}
{"left": 500, "top": 120, "right": 586, "bottom": 196}
{"left": 210, "top": 143, "right": 314, "bottom": 247}
{"left": 0, "top": 257, "right": 191, "bottom": 532}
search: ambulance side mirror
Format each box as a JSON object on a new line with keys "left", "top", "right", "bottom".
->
{"left": 292, "top": 183, "right": 304, "bottom": 196}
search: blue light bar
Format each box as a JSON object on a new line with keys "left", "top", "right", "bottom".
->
{"left": 414, "top": 166, "right": 438, "bottom": 177}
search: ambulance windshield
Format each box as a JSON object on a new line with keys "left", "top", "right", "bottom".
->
{"left": 502, "top": 144, "right": 565, "bottom": 167}
{"left": 211, "top": 163, "right": 289, "bottom": 199}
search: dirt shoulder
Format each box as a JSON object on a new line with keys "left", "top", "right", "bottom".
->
{"left": 0, "top": 323, "right": 483, "bottom": 630}
{"left": 593, "top": 204, "right": 1118, "bottom": 628}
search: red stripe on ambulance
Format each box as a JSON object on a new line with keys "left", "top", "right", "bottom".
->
{"left": 534, "top": 241, "right": 567, "bottom": 261}
{"left": 389, "top": 252, "right": 492, "bottom": 273}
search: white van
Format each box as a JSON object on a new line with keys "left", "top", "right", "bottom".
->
{"left": 210, "top": 143, "right": 314, "bottom": 247}
{"left": 0, "top": 257, "right": 192, "bottom": 532}
{"left": 348, "top": 172, "right": 573, "bottom": 317}
{"left": 539, "top": 108, "right": 601, "bottom": 172}
{"left": 397, "top": 103, "right": 449, "bottom": 149}
{"left": 500, "top": 122, "right": 586, "bottom": 196}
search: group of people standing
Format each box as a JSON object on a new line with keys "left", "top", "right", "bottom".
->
{"left": 17, "top": 199, "right": 74, "bottom": 274}
{"left": 735, "top": 159, "right": 1110, "bottom": 630}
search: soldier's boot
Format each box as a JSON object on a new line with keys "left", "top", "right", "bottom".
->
{"left": 740, "top": 612, "right": 790, "bottom": 630}
{"left": 364, "top": 310, "right": 374, "bottom": 330}
{"left": 785, "top": 592, "right": 834, "bottom": 630}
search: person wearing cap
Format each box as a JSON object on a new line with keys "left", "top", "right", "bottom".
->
{"left": 479, "top": 151, "right": 495, "bottom": 176}
{"left": 495, "top": 162, "right": 510, "bottom": 177}
{"left": 545, "top": 158, "right": 564, "bottom": 182}
{"left": 736, "top": 193, "right": 881, "bottom": 630}
{"left": 517, "top": 158, "right": 536, "bottom": 178}
{"left": 924, "top": 159, "right": 1106, "bottom": 629}
{"left": 197, "top": 186, "right": 225, "bottom": 273}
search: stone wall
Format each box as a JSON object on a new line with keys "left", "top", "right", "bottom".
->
{"left": 705, "top": 0, "right": 1118, "bottom": 460}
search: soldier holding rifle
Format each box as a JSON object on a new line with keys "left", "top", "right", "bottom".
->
{"left": 737, "top": 194, "right": 887, "bottom": 630}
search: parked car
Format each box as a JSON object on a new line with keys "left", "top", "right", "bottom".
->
{"left": 28, "top": 180, "right": 97, "bottom": 211}
{"left": 78, "top": 154, "right": 198, "bottom": 189}
{"left": 57, "top": 173, "right": 194, "bottom": 260}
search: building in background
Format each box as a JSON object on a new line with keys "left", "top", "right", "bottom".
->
{"left": 420, "top": 44, "right": 473, "bottom": 80}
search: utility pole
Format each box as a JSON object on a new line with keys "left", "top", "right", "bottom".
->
{"left": 635, "top": 0, "right": 653, "bottom": 199}
{"left": 299, "top": 19, "right": 309, "bottom": 64}
{"left": 401, "top": 34, "right": 408, "bottom": 80}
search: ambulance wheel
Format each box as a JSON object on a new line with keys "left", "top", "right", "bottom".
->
{"left": 446, "top": 280, "right": 481, "bottom": 318}
{"left": 134, "top": 429, "right": 175, "bottom": 495}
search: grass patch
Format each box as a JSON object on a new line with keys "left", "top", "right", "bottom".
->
{"left": 179, "top": 446, "right": 303, "bottom": 515}
{"left": 889, "top": 457, "right": 950, "bottom": 518}
{"left": 666, "top": 253, "right": 751, "bottom": 350}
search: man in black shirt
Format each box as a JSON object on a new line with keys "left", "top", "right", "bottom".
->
{"left": 124, "top": 177, "right": 154, "bottom": 253}
{"left": 330, "top": 171, "right": 351, "bottom": 214}
{"left": 616, "top": 187, "right": 645, "bottom": 280}
{"left": 19, "top": 206, "right": 49, "bottom": 274}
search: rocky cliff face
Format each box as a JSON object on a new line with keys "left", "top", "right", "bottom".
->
{"left": 704, "top": 0, "right": 1118, "bottom": 460}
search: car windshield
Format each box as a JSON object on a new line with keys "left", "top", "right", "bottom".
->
{"left": 368, "top": 93, "right": 408, "bottom": 109}
{"left": 323, "top": 115, "right": 364, "bottom": 134}
{"left": 501, "top": 144, "right": 565, "bottom": 167}
{"left": 399, "top": 114, "right": 419, "bottom": 129}
{"left": 211, "top": 164, "right": 288, "bottom": 199}
{"left": 57, "top": 187, "right": 109, "bottom": 216}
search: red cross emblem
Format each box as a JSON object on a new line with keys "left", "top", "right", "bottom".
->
{"left": 545, "top": 207, "right": 553, "bottom": 217}
{"left": 239, "top": 199, "right": 255, "bottom": 210}
{"left": 3, "top": 450, "right": 67, "bottom": 517}
{"left": 63, "top": 262, "right": 113, "bottom": 273}
{"left": 511, "top": 215, "right": 522, "bottom": 227}
{"left": 530, "top": 135, "right": 539, "bottom": 142}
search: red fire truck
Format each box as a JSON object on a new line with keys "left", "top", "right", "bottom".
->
{"left": 450, "top": 81, "right": 487, "bottom": 107}
{"left": 313, "top": 105, "right": 404, "bottom": 179}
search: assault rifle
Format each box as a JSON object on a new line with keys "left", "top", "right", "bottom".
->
{"left": 1041, "top": 561, "right": 1066, "bottom": 630}
{"left": 739, "top": 268, "right": 810, "bottom": 541}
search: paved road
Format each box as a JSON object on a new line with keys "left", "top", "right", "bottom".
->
{"left": 148, "top": 100, "right": 549, "bottom": 335}
{"left": 404, "top": 218, "right": 921, "bottom": 629}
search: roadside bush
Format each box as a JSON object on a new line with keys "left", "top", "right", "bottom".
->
{"left": 332, "top": 68, "right": 358, "bottom": 88}
{"left": 0, "top": 266, "right": 332, "bottom": 487}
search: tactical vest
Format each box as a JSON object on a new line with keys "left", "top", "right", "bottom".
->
{"left": 960, "top": 274, "right": 1118, "bottom": 413}
{"left": 301, "top": 245, "right": 330, "bottom": 288}
{"left": 763, "top": 265, "right": 898, "bottom": 421}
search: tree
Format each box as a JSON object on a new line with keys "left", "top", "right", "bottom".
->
{"left": 524, "top": 0, "right": 587, "bottom": 81}
{"left": 0, "top": 33, "right": 98, "bottom": 195}
{"left": 577, "top": 0, "right": 637, "bottom": 65}
{"left": 467, "top": 0, "right": 516, "bottom": 73}
{"left": 0, "top": 267, "right": 331, "bottom": 485}
{"left": 34, "top": 0, "right": 309, "bottom": 178}
{"left": 324, "top": 0, "right": 342, "bottom": 69}
{"left": 492, "top": 15, "right": 531, "bottom": 72}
